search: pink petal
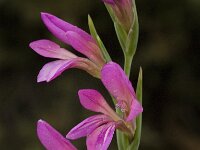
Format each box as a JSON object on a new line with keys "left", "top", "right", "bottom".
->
{"left": 87, "top": 122, "right": 116, "bottom": 150}
{"left": 66, "top": 31, "right": 104, "bottom": 66}
{"left": 101, "top": 62, "right": 135, "bottom": 107}
{"left": 101, "top": 62, "right": 143, "bottom": 121}
{"left": 37, "top": 58, "right": 100, "bottom": 82}
{"left": 78, "top": 89, "right": 118, "bottom": 119}
{"left": 66, "top": 115, "right": 111, "bottom": 140}
{"left": 37, "top": 59, "right": 73, "bottom": 82}
{"left": 37, "top": 120, "right": 77, "bottom": 150}
{"left": 126, "top": 98, "right": 143, "bottom": 121}
{"left": 29, "top": 39, "right": 77, "bottom": 59}
{"left": 41, "top": 12, "right": 94, "bottom": 44}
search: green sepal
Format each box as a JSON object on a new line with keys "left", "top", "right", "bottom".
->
{"left": 116, "top": 108, "right": 130, "bottom": 150}
{"left": 116, "top": 130, "right": 130, "bottom": 150}
{"left": 114, "top": 22, "right": 128, "bottom": 52}
{"left": 105, "top": 4, "right": 128, "bottom": 53}
{"left": 128, "top": 67, "right": 143, "bottom": 150}
{"left": 125, "top": 7, "right": 139, "bottom": 57}
{"left": 88, "top": 15, "right": 111, "bottom": 62}
{"left": 105, "top": 4, "right": 116, "bottom": 22}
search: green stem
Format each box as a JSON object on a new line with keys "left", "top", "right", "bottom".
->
{"left": 110, "top": 0, "right": 141, "bottom": 149}
{"left": 124, "top": 53, "right": 133, "bottom": 77}
{"left": 123, "top": 1, "right": 142, "bottom": 150}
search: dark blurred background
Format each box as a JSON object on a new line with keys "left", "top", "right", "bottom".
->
{"left": 0, "top": 0, "right": 200, "bottom": 149}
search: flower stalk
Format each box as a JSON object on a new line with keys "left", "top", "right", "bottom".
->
{"left": 112, "top": 0, "right": 142, "bottom": 150}
{"left": 31, "top": 0, "right": 143, "bottom": 149}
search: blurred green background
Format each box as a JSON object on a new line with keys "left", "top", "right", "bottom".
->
{"left": 0, "top": 0, "right": 200, "bottom": 149}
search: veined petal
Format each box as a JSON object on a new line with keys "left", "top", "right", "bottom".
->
{"left": 66, "top": 31, "right": 105, "bottom": 66}
{"left": 37, "top": 120, "right": 77, "bottom": 150}
{"left": 101, "top": 62, "right": 135, "bottom": 106}
{"left": 87, "top": 122, "right": 116, "bottom": 150}
{"left": 41, "top": 12, "right": 94, "bottom": 44}
{"left": 126, "top": 98, "right": 143, "bottom": 121}
{"left": 78, "top": 89, "right": 119, "bottom": 120}
{"left": 37, "top": 58, "right": 100, "bottom": 82}
{"left": 66, "top": 115, "right": 111, "bottom": 140}
{"left": 29, "top": 39, "right": 77, "bottom": 59}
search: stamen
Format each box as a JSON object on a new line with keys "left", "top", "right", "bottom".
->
{"left": 115, "top": 100, "right": 128, "bottom": 113}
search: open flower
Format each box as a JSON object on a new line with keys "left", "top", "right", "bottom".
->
{"left": 66, "top": 89, "right": 123, "bottom": 150}
{"left": 37, "top": 120, "right": 77, "bottom": 150}
{"left": 103, "top": 0, "right": 133, "bottom": 31}
{"left": 66, "top": 62, "right": 142, "bottom": 150}
{"left": 29, "top": 12, "right": 105, "bottom": 82}
{"left": 101, "top": 61, "right": 143, "bottom": 121}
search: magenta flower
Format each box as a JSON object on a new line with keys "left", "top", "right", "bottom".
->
{"left": 30, "top": 12, "right": 105, "bottom": 82}
{"left": 66, "top": 89, "right": 122, "bottom": 150}
{"left": 66, "top": 62, "right": 143, "bottom": 150}
{"left": 101, "top": 61, "right": 143, "bottom": 121}
{"left": 103, "top": 0, "right": 133, "bottom": 31}
{"left": 37, "top": 120, "right": 77, "bottom": 150}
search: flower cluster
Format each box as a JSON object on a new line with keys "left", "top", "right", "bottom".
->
{"left": 36, "top": 62, "right": 142, "bottom": 150}
{"left": 30, "top": 0, "right": 142, "bottom": 150}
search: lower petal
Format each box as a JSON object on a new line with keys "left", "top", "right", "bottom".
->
{"left": 37, "top": 120, "right": 77, "bottom": 150}
{"left": 87, "top": 122, "right": 116, "bottom": 150}
{"left": 66, "top": 114, "right": 111, "bottom": 140}
{"left": 126, "top": 98, "right": 143, "bottom": 121}
{"left": 37, "top": 58, "right": 100, "bottom": 82}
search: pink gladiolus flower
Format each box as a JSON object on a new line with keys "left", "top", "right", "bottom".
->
{"left": 101, "top": 61, "right": 143, "bottom": 121}
{"left": 103, "top": 0, "right": 133, "bottom": 31}
{"left": 37, "top": 120, "right": 77, "bottom": 150}
{"left": 66, "top": 89, "right": 121, "bottom": 150}
{"left": 29, "top": 12, "right": 105, "bottom": 82}
{"left": 66, "top": 71, "right": 142, "bottom": 150}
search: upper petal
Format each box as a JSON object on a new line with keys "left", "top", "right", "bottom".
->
{"left": 29, "top": 39, "right": 77, "bottom": 59}
{"left": 37, "top": 58, "right": 100, "bottom": 82}
{"left": 86, "top": 122, "right": 116, "bottom": 150}
{"left": 101, "top": 62, "right": 143, "bottom": 121}
{"left": 41, "top": 12, "right": 93, "bottom": 44}
{"left": 66, "top": 31, "right": 104, "bottom": 66}
{"left": 101, "top": 62, "right": 135, "bottom": 106}
{"left": 66, "top": 115, "right": 111, "bottom": 140}
{"left": 78, "top": 89, "right": 119, "bottom": 120}
{"left": 37, "top": 120, "right": 77, "bottom": 150}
